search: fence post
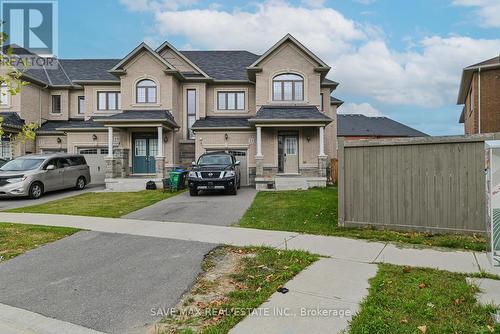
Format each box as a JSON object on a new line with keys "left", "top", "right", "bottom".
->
{"left": 338, "top": 137, "right": 345, "bottom": 227}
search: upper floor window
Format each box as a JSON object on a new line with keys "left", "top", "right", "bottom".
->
{"left": 187, "top": 89, "right": 196, "bottom": 139}
{"left": 78, "top": 96, "right": 85, "bottom": 114}
{"left": 97, "top": 91, "right": 121, "bottom": 111}
{"left": 136, "top": 79, "right": 157, "bottom": 103}
{"left": 0, "top": 85, "right": 9, "bottom": 105}
{"left": 320, "top": 93, "right": 324, "bottom": 111}
{"left": 272, "top": 73, "right": 304, "bottom": 101}
{"left": 469, "top": 85, "right": 474, "bottom": 112}
{"left": 52, "top": 95, "right": 61, "bottom": 114}
{"left": 218, "top": 91, "right": 245, "bottom": 110}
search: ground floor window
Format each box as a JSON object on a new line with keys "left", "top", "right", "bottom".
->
{"left": 0, "top": 140, "right": 12, "bottom": 159}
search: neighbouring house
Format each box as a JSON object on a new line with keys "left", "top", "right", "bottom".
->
{"left": 457, "top": 55, "right": 500, "bottom": 134}
{"left": 337, "top": 114, "right": 428, "bottom": 140}
{"left": 0, "top": 34, "right": 341, "bottom": 190}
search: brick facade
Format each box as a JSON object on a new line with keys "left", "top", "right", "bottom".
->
{"left": 463, "top": 68, "right": 500, "bottom": 134}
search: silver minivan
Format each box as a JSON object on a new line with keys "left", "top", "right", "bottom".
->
{"left": 0, "top": 153, "right": 91, "bottom": 199}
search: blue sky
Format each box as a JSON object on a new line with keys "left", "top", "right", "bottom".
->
{"left": 57, "top": 0, "right": 500, "bottom": 135}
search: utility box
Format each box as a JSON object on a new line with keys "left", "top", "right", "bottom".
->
{"left": 485, "top": 141, "right": 500, "bottom": 267}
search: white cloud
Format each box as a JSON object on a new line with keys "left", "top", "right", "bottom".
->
{"left": 453, "top": 0, "right": 500, "bottom": 27}
{"left": 333, "top": 36, "right": 500, "bottom": 106}
{"left": 152, "top": 1, "right": 367, "bottom": 54}
{"left": 122, "top": 0, "right": 500, "bottom": 109}
{"left": 338, "top": 102, "right": 384, "bottom": 117}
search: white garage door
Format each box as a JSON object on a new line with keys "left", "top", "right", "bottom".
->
{"left": 205, "top": 149, "right": 249, "bottom": 186}
{"left": 79, "top": 148, "right": 107, "bottom": 184}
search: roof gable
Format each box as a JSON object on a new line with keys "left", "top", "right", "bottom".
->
{"left": 248, "top": 34, "right": 330, "bottom": 70}
{"left": 109, "top": 42, "right": 176, "bottom": 74}
{"left": 156, "top": 41, "right": 210, "bottom": 78}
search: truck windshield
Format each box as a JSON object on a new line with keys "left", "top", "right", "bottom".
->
{"left": 198, "top": 155, "right": 232, "bottom": 165}
{"left": 0, "top": 158, "right": 45, "bottom": 171}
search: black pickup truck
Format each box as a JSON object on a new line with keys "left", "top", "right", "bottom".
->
{"left": 187, "top": 151, "right": 241, "bottom": 196}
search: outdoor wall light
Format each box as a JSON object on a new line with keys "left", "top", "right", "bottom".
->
{"left": 306, "top": 136, "right": 311, "bottom": 142}
{"left": 164, "top": 135, "right": 168, "bottom": 143}
{"left": 225, "top": 133, "right": 229, "bottom": 141}
{"left": 92, "top": 134, "right": 98, "bottom": 141}
{"left": 56, "top": 137, "right": 62, "bottom": 144}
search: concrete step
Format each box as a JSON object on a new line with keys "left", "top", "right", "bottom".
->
{"left": 274, "top": 177, "right": 309, "bottom": 191}
{"left": 105, "top": 178, "right": 162, "bottom": 192}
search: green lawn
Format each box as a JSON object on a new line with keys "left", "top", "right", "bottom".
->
{"left": 7, "top": 190, "right": 183, "bottom": 218}
{"left": 238, "top": 187, "right": 487, "bottom": 251}
{"left": 0, "top": 222, "right": 79, "bottom": 261}
{"left": 349, "top": 264, "right": 500, "bottom": 333}
{"left": 160, "top": 246, "right": 318, "bottom": 334}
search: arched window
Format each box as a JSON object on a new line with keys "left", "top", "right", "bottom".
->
{"left": 136, "top": 79, "right": 157, "bottom": 103}
{"left": 272, "top": 73, "right": 304, "bottom": 101}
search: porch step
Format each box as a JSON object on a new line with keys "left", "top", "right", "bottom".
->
{"left": 105, "top": 178, "right": 162, "bottom": 192}
{"left": 274, "top": 177, "right": 309, "bottom": 191}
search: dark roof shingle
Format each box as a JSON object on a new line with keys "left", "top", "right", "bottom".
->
{"left": 337, "top": 114, "right": 428, "bottom": 137}
{"left": 180, "top": 51, "right": 260, "bottom": 80}
{"left": 192, "top": 117, "right": 251, "bottom": 129}
{"left": 0, "top": 112, "right": 25, "bottom": 128}
{"left": 97, "top": 110, "right": 179, "bottom": 127}
{"left": 37, "top": 119, "right": 105, "bottom": 133}
{"left": 59, "top": 59, "right": 120, "bottom": 82}
{"left": 253, "top": 106, "right": 332, "bottom": 121}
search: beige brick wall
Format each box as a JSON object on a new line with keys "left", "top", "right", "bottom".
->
{"left": 206, "top": 84, "right": 256, "bottom": 117}
{"left": 254, "top": 41, "right": 322, "bottom": 109}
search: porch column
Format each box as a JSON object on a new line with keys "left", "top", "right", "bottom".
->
{"left": 107, "top": 127, "right": 113, "bottom": 158}
{"left": 157, "top": 126, "right": 164, "bottom": 157}
{"left": 256, "top": 126, "right": 263, "bottom": 157}
{"left": 319, "top": 126, "right": 326, "bottom": 157}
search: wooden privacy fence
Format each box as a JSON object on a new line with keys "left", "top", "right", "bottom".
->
{"left": 338, "top": 133, "right": 500, "bottom": 234}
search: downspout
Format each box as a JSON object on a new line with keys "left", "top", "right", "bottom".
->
{"left": 478, "top": 67, "right": 481, "bottom": 134}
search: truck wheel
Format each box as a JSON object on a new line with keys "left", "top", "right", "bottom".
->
{"left": 189, "top": 189, "right": 198, "bottom": 196}
{"left": 229, "top": 185, "right": 237, "bottom": 195}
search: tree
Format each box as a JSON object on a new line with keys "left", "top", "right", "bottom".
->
{"left": 0, "top": 30, "right": 38, "bottom": 146}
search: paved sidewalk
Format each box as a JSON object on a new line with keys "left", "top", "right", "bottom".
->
{"left": 230, "top": 258, "right": 378, "bottom": 334}
{"left": 0, "top": 303, "right": 105, "bottom": 334}
{"left": 0, "top": 212, "right": 498, "bottom": 334}
{"left": 0, "top": 212, "right": 497, "bottom": 275}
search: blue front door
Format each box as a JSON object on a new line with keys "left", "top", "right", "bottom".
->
{"left": 133, "top": 133, "right": 157, "bottom": 174}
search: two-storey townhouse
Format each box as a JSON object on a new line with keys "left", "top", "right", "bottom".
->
{"left": 457, "top": 55, "right": 500, "bottom": 134}
{"left": 3, "top": 34, "right": 342, "bottom": 190}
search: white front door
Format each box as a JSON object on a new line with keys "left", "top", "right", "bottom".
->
{"left": 284, "top": 137, "right": 298, "bottom": 174}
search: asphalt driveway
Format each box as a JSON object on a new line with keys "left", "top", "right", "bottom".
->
{"left": 0, "top": 184, "right": 105, "bottom": 210}
{"left": 0, "top": 231, "right": 215, "bottom": 334}
{"left": 123, "top": 187, "right": 257, "bottom": 226}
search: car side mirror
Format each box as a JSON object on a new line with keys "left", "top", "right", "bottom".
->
{"left": 191, "top": 161, "right": 196, "bottom": 166}
{"left": 46, "top": 164, "right": 55, "bottom": 170}
{"left": 235, "top": 161, "right": 241, "bottom": 166}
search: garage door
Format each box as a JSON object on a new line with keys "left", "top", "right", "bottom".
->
{"left": 78, "top": 148, "right": 107, "bottom": 184}
{"left": 206, "top": 149, "right": 249, "bottom": 186}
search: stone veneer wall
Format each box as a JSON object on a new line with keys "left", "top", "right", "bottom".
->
{"left": 105, "top": 149, "right": 129, "bottom": 178}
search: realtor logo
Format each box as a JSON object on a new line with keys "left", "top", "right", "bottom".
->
{"left": 1, "top": 0, "right": 58, "bottom": 56}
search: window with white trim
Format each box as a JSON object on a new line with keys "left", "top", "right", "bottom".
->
{"left": 0, "top": 139, "right": 12, "bottom": 159}
{"left": 217, "top": 91, "right": 245, "bottom": 110}
{"left": 136, "top": 79, "right": 157, "bottom": 103}
{"left": 272, "top": 73, "right": 304, "bottom": 101}
{"left": 320, "top": 93, "right": 324, "bottom": 111}
{"left": 52, "top": 95, "right": 61, "bottom": 114}
{"left": 0, "top": 85, "right": 9, "bottom": 105}
{"left": 187, "top": 89, "right": 196, "bottom": 139}
{"left": 97, "top": 92, "right": 121, "bottom": 110}
{"left": 78, "top": 96, "right": 85, "bottom": 114}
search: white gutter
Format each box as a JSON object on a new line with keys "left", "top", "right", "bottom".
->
{"left": 478, "top": 67, "right": 481, "bottom": 134}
